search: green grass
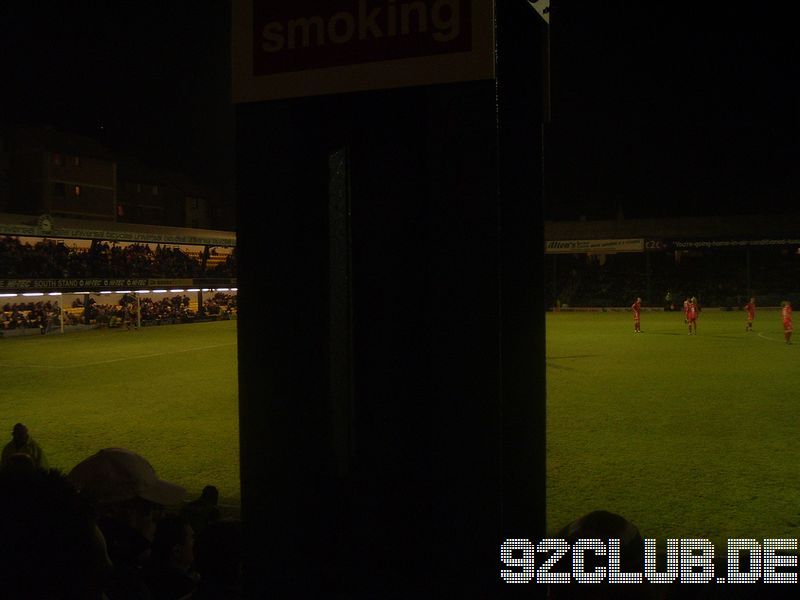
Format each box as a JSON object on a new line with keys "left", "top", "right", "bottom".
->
{"left": 6, "top": 310, "right": 797, "bottom": 539}
{"left": 0, "top": 320, "right": 239, "bottom": 505}
{"left": 547, "top": 308, "right": 800, "bottom": 545}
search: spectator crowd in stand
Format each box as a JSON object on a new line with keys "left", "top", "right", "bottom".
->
{"left": 0, "top": 236, "right": 236, "bottom": 279}
{"left": 548, "top": 246, "right": 800, "bottom": 308}
{"left": 0, "top": 300, "right": 60, "bottom": 332}
{"left": 1, "top": 233, "right": 238, "bottom": 335}
{"left": 138, "top": 294, "right": 192, "bottom": 325}
{"left": 3, "top": 293, "right": 237, "bottom": 334}
{"left": 200, "top": 293, "right": 237, "bottom": 320}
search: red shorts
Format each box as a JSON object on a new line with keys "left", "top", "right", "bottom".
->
{"left": 784, "top": 320, "right": 793, "bottom": 332}
{"left": 688, "top": 317, "right": 697, "bottom": 323}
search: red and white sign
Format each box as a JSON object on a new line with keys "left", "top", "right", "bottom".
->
{"left": 232, "top": 0, "right": 495, "bottom": 103}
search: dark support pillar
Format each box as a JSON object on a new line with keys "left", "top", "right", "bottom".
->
{"left": 235, "top": 2, "right": 546, "bottom": 597}
{"left": 327, "top": 146, "right": 353, "bottom": 479}
{"left": 497, "top": 0, "right": 547, "bottom": 562}
{"left": 236, "top": 99, "right": 333, "bottom": 597}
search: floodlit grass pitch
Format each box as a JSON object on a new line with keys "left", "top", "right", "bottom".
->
{"left": 547, "top": 308, "right": 800, "bottom": 546}
{"left": 5, "top": 310, "right": 798, "bottom": 535}
{"left": 0, "top": 320, "right": 239, "bottom": 505}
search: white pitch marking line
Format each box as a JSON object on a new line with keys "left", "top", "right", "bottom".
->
{"left": 0, "top": 342, "right": 236, "bottom": 369}
{"left": 757, "top": 331, "right": 793, "bottom": 344}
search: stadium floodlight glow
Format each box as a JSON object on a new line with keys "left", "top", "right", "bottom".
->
{"left": 134, "top": 290, "right": 150, "bottom": 294}
{"left": 115, "top": 290, "right": 132, "bottom": 294}
{"left": 216, "top": 288, "right": 229, "bottom": 292}
{"left": 169, "top": 289, "right": 184, "bottom": 293}
{"left": 48, "top": 292, "right": 62, "bottom": 296}
{"left": 187, "top": 288, "right": 200, "bottom": 292}
{"left": 99, "top": 291, "right": 113, "bottom": 294}
{"left": 202, "top": 288, "right": 210, "bottom": 292}
{"left": 73, "top": 292, "right": 93, "bottom": 295}
{"left": 231, "top": 287, "right": 238, "bottom": 291}
{"left": 0, "top": 293, "right": 17, "bottom": 298}
{"left": 152, "top": 289, "right": 168, "bottom": 293}
{"left": 22, "top": 292, "right": 44, "bottom": 297}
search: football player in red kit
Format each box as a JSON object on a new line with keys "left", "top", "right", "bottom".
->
{"left": 631, "top": 297, "right": 642, "bottom": 333}
{"left": 686, "top": 297, "right": 698, "bottom": 335}
{"left": 782, "top": 300, "right": 793, "bottom": 344}
{"left": 744, "top": 297, "right": 755, "bottom": 332}
{"left": 683, "top": 298, "right": 690, "bottom": 324}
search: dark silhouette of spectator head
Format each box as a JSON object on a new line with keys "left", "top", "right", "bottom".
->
{"left": 193, "top": 519, "right": 242, "bottom": 599}
{"left": 0, "top": 466, "right": 112, "bottom": 599}
{"left": 549, "top": 511, "right": 652, "bottom": 600}
{"left": 1, "top": 422, "right": 48, "bottom": 470}
{"left": 11, "top": 422, "right": 28, "bottom": 447}
{"left": 558, "top": 511, "right": 643, "bottom": 556}
{"left": 181, "top": 484, "right": 222, "bottom": 538}
{"left": 201, "top": 484, "right": 219, "bottom": 505}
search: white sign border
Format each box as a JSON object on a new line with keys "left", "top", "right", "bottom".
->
{"left": 232, "top": 0, "right": 496, "bottom": 103}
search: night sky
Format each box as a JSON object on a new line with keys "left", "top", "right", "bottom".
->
{"left": 1, "top": 2, "right": 796, "bottom": 220}
{"left": 546, "top": 2, "right": 798, "bottom": 220}
{"left": 0, "top": 2, "right": 233, "bottom": 192}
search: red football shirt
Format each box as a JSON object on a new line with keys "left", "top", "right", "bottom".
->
{"left": 745, "top": 302, "right": 755, "bottom": 319}
{"left": 687, "top": 303, "right": 697, "bottom": 320}
{"left": 632, "top": 301, "right": 641, "bottom": 318}
{"left": 783, "top": 305, "right": 792, "bottom": 322}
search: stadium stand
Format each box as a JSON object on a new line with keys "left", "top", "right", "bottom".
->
{"left": 545, "top": 214, "right": 800, "bottom": 308}
{"left": 0, "top": 236, "right": 236, "bottom": 279}
{"left": 2, "top": 293, "right": 237, "bottom": 335}
{"left": 0, "top": 232, "right": 237, "bottom": 337}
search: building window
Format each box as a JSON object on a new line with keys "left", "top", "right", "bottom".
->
{"left": 74, "top": 185, "right": 81, "bottom": 197}
{"left": 152, "top": 185, "right": 159, "bottom": 195}
{"left": 73, "top": 156, "right": 81, "bottom": 167}
{"left": 52, "top": 153, "right": 63, "bottom": 166}
{"left": 117, "top": 205, "right": 125, "bottom": 216}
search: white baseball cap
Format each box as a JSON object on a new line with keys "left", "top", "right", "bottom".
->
{"left": 67, "top": 448, "right": 186, "bottom": 506}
